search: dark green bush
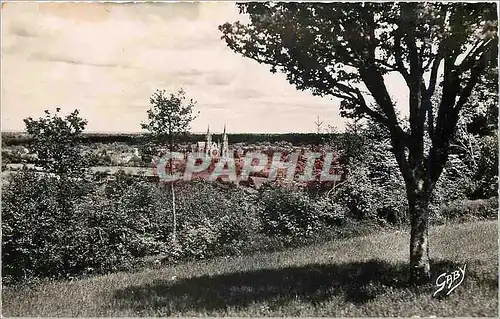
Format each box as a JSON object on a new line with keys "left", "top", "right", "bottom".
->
{"left": 2, "top": 168, "right": 267, "bottom": 284}
{"left": 333, "top": 139, "right": 409, "bottom": 225}
{"left": 71, "top": 189, "right": 165, "bottom": 273}
{"left": 256, "top": 183, "right": 344, "bottom": 244}
{"left": 2, "top": 170, "right": 64, "bottom": 282}
{"left": 438, "top": 197, "right": 498, "bottom": 222}
{"left": 333, "top": 121, "right": 480, "bottom": 225}
{"left": 158, "top": 180, "right": 261, "bottom": 261}
{"left": 470, "top": 135, "right": 498, "bottom": 199}
{"left": 1, "top": 169, "right": 100, "bottom": 283}
{"left": 1, "top": 170, "right": 163, "bottom": 284}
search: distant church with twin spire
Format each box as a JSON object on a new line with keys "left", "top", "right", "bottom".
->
{"left": 193, "top": 125, "right": 229, "bottom": 158}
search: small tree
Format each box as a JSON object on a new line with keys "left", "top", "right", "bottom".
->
{"left": 23, "top": 108, "right": 89, "bottom": 232}
{"left": 24, "top": 108, "right": 88, "bottom": 178}
{"left": 141, "top": 88, "right": 198, "bottom": 243}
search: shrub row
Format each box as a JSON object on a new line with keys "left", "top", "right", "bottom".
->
{"left": 437, "top": 197, "right": 498, "bottom": 222}
{"left": 2, "top": 166, "right": 497, "bottom": 285}
{"left": 0, "top": 168, "right": 362, "bottom": 284}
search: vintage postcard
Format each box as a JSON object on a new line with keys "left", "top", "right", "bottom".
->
{"left": 1, "top": 1, "right": 498, "bottom": 317}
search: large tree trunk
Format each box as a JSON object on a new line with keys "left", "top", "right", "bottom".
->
{"left": 395, "top": 135, "right": 435, "bottom": 285}
{"left": 407, "top": 180, "right": 432, "bottom": 284}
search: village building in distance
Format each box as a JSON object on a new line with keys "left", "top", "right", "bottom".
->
{"left": 191, "top": 125, "right": 229, "bottom": 159}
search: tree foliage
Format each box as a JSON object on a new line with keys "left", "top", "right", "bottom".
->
{"left": 220, "top": 3, "right": 497, "bottom": 184}
{"left": 24, "top": 108, "right": 88, "bottom": 177}
{"left": 141, "top": 89, "right": 198, "bottom": 146}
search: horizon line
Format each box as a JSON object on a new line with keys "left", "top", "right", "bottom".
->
{"left": 1, "top": 130, "right": 342, "bottom": 135}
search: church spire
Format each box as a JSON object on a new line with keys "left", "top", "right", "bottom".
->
{"left": 221, "top": 124, "right": 229, "bottom": 158}
{"left": 206, "top": 125, "right": 212, "bottom": 154}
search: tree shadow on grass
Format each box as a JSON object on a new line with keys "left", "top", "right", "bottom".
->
{"left": 113, "top": 259, "right": 469, "bottom": 314}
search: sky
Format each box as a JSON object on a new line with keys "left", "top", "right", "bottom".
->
{"left": 1, "top": 1, "right": 409, "bottom": 134}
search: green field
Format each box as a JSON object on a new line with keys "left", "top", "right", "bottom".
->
{"left": 2, "top": 220, "right": 498, "bottom": 317}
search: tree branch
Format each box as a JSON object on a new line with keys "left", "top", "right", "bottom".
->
{"left": 454, "top": 47, "right": 491, "bottom": 112}
{"left": 393, "top": 28, "right": 411, "bottom": 84}
{"left": 427, "top": 44, "right": 445, "bottom": 97}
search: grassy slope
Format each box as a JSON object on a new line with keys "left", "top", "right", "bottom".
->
{"left": 2, "top": 221, "right": 498, "bottom": 317}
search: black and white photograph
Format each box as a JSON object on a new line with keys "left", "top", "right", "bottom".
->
{"left": 1, "top": 0, "right": 498, "bottom": 317}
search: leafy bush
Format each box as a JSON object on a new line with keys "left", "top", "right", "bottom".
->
{"left": 470, "top": 135, "right": 498, "bottom": 199}
{"left": 2, "top": 166, "right": 268, "bottom": 284}
{"left": 333, "top": 133, "right": 409, "bottom": 225}
{"left": 257, "top": 183, "right": 343, "bottom": 244}
{"left": 71, "top": 189, "right": 165, "bottom": 273}
{"left": 438, "top": 197, "right": 498, "bottom": 222}
{"left": 2, "top": 171, "right": 65, "bottom": 283}
{"left": 430, "top": 153, "right": 474, "bottom": 217}
{"left": 158, "top": 180, "right": 261, "bottom": 261}
{"left": 333, "top": 119, "right": 483, "bottom": 225}
{"left": 1, "top": 170, "right": 163, "bottom": 284}
{"left": 1, "top": 169, "right": 100, "bottom": 283}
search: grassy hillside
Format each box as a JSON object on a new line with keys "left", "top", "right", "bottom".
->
{"left": 2, "top": 220, "right": 497, "bottom": 317}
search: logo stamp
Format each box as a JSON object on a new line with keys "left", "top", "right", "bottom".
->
{"left": 432, "top": 264, "right": 467, "bottom": 297}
